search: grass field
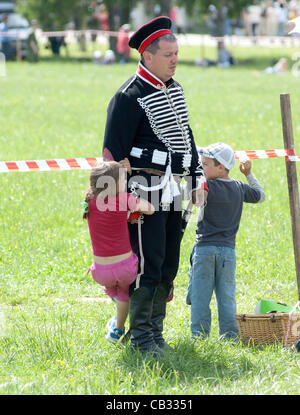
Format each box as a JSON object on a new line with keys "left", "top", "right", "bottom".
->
{"left": 0, "top": 41, "right": 300, "bottom": 396}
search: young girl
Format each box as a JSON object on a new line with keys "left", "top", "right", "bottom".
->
{"left": 83, "top": 159, "right": 154, "bottom": 342}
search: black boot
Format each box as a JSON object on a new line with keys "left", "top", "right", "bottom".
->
{"left": 151, "top": 283, "right": 173, "bottom": 351}
{"left": 129, "top": 286, "right": 160, "bottom": 354}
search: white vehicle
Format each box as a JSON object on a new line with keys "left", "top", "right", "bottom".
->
{"left": 0, "top": 2, "right": 31, "bottom": 60}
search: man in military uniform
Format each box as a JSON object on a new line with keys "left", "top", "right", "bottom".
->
{"left": 103, "top": 17, "right": 207, "bottom": 354}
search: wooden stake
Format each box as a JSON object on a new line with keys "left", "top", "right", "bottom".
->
{"left": 280, "top": 93, "right": 300, "bottom": 299}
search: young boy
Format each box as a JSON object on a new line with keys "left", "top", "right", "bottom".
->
{"left": 186, "top": 142, "right": 265, "bottom": 340}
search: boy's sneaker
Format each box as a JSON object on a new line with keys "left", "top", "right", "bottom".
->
{"left": 105, "top": 317, "right": 125, "bottom": 343}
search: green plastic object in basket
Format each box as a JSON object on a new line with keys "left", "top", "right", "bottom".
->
{"left": 254, "top": 299, "right": 300, "bottom": 314}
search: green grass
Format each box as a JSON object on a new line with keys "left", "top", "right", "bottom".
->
{"left": 0, "top": 41, "right": 300, "bottom": 395}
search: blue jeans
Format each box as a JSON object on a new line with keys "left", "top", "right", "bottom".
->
{"left": 186, "top": 245, "right": 239, "bottom": 339}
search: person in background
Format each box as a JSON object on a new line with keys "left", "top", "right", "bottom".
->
{"left": 259, "top": 57, "right": 288, "bottom": 74}
{"left": 217, "top": 40, "right": 235, "bottom": 67}
{"left": 117, "top": 24, "right": 131, "bottom": 63}
{"left": 0, "top": 15, "right": 9, "bottom": 58}
{"left": 195, "top": 40, "right": 235, "bottom": 68}
{"left": 26, "top": 20, "right": 39, "bottom": 62}
{"left": 94, "top": 4, "right": 109, "bottom": 31}
{"left": 247, "top": 2, "right": 262, "bottom": 36}
{"left": 277, "top": 2, "right": 289, "bottom": 36}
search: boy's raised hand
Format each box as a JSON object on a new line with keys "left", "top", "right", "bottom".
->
{"left": 239, "top": 160, "right": 252, "bottom": 176}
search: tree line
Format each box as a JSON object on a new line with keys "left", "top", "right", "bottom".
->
{"left": 16, "top": 0, "right": 250, "bottom": 36}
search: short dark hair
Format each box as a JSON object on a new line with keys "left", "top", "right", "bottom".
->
{"left": 212, "top": 158, "right": 220, "bottom": 167}
{"left": 212, "top": 158, "right": 229, "bottom": 173}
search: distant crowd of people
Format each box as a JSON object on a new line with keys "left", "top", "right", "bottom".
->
{"left": 207, "top": 1, "right": 300, "bottom": 37}
{"left": 243, "top": 0, "right": 297, "bottom": 36}
{"left": 3, "top": 1, "right": 300, "bottom": 64}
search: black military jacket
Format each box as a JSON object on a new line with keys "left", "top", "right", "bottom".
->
{"left": 103, "top": 62, "right": 203, "bottom": 183}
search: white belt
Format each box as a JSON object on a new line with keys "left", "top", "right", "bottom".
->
{"left": 130, "top": 152, "right": 181, "bottom": 210}
{"left": 130, "top": 147, "right": 192, "bottom": 168}
{"left": 130, "top": 147, "right": 168, "bottom": 166}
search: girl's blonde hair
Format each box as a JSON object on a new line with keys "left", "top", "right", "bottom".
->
{"left": 83, "top": 161, "right": 123, "bottom": 219}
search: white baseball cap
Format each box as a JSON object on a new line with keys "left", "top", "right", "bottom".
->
{"left": 198, "top": 142, "right": 236, "bottom": 170}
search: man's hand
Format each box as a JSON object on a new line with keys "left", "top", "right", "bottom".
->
{"left": 119, "top": 158, "right": 132, "bottom": 175}
{"left": 192, "top": 188, "right": 208, "bottom": 207}
{"left": 239, "top": 160, "right": 252, "bottom": 176}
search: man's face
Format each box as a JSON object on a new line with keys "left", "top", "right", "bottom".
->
{"left": 145, "top": 39, "right": 179, "bottom": 82}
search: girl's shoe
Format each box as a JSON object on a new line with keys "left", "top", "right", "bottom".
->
{"left": 106, "top": 326, "right": 125, "bottom": 343}
{"left": 105, "top": 317, "right": 124, "bottom": 343}
{"left": 106, "top": 316, "right": 117, "bottom": 332}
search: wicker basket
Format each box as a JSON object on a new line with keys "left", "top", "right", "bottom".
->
{"left": 236, "top": 312, "right": 300, "bottom": 347}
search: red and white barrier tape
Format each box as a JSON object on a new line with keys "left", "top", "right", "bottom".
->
{"left": 234, "top": 148, "right": 298, "bottom": 161}
{"left": 0, "top": 157, "right": 102, "bottom": 173}
{"left": 0, "top": 149, "right": 299, "bottom": 173}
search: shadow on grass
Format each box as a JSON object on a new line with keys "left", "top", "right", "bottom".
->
{"left": 179, "top": 57, "right": 288, "bottom": 71}
{"left": 38, "top": 55, "right": 93, "bottom": 64}
{"left": 37, "top": 54, "right": 285, "bottom": 71}
{"left": 118, "top": 336, "right": 256, "bottom": 391}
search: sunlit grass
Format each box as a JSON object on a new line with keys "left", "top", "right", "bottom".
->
{"left": 0, "top": 42, "right": 300, "bottom": 395}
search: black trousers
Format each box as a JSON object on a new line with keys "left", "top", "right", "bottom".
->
{"left": 128, "top": 172, "right": 183, "bottom": 298}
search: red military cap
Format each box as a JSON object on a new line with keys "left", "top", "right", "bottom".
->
{"left": 128, "top": 16, "right": 172, "bottom": 54}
